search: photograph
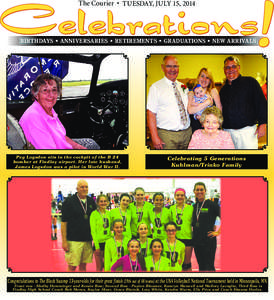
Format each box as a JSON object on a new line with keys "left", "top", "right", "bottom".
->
{"left": 7, "top": 177, "right": 267, "bottom": 274}
{"left": 146, "top": 54, "right": 267, "bottom": 150}
{"left": 7, "top": 53, "right": 128, "bottom": 150}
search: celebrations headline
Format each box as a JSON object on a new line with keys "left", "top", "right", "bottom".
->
{"left": 0, "top": 1, "right": 273, "bottom": 47}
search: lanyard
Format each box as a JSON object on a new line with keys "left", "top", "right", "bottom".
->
{"left": 77, "top": 194, "right": 87, "bottom": 215}
{"left": 98, "top": 209, "right": 106, "bottom": 218}
{"left": 167, "top": 239, "right": 177, "bottom": 263}
{"left": 119, "top": 208, "right": 127, "bottom": 226}
{"left": 98, "top": 209, "right": 107, "bottom": 228}
{"left": 175, "top": 204, "right": 184, "bottom": 224}
{"left": 114, "top": 237, "right": 123, "bottom": 257}
{"left": 140, "top": 239, "right": 148, "bottom": 257}
{"left": 196, "top": 199, "right": 206, "bottom": 222}
{"left": 136, "top": 205, "right": 144, "bottom": 222}
{"left": 129, "top": 255, "right": 138, "bottom": 272}
{"left": 152, "top": 256, "right": 161, "bottom": 272}
{"left": 155, "top": 209, "right": 163, "bottom": 228}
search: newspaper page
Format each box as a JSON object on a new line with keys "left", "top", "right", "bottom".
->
{"left": 0, "top": 0, "right": 272, "bottom": 299}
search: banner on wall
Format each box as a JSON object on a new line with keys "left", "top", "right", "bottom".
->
{"left": 7, "top": 55, "right": 69, "bottom": 101}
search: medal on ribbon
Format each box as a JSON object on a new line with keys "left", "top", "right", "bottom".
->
{"left": 155, "top": 209, "right": 163, "bottom": 234}
{"left": 175, "top": 205, "right": 184, "bottom": 226}
{"left": 137, "top": 210, "right": 143, "bottom": 223}
{"left": 167, "top": 239, "right": 177, "bottom": 267}
{"left": 119, "top": 208, "right": 127, "bottom": 231}
{"left": 77, "top": 194, "right": 88, "bottom": 220}
{"left": 196, "top": 200, "right": 205, "bottom": 228}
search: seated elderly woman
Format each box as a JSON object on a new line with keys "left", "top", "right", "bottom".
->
{"left": 19, "top": 73, "right": 100, "bottom": 149}
{"left": 188, "top": 106, "right": 235, "bottom": 149}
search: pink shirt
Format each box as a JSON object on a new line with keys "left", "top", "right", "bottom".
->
{"left": 19, "top": 101, "right": 73, "bottom": 149}
{"left": 111, "top": 255, "right": 144, "bottom": 272}
{"left": 188, "top": 129, "right": 235, "bottom": 149}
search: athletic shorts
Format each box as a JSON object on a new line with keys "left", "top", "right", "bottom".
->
{"left": 99, "top": 242, "right": 106, "bottom": 251}
{"left": 177, "top": 238, "right": 193, "bottom": 247}
{"left": 65, "top": 241, "right": 93, "bottom": 267}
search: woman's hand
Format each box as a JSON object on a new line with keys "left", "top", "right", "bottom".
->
{"left": 188, "top": 91, "right": 212, "bottom": 114}
{"left": 188, "top": 90, "right": 194, "bottom": 97}
{"left": 208, "top": 230, "right": 219, "bottom": 238}
{"left": 207, "top": 94, "right": 214, "bottom": 106}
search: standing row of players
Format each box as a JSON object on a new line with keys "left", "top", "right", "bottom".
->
{"left": 60, "top": 181, "right": 220, "bottom": 272}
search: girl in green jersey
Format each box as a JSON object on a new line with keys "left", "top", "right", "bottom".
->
{"left": 130, "top": 187, "right": 153, "bottom": 238}
{"left": 145, "top": 239, "right": 170, "bottom": 272}
{"left": 137, "top": 222, "right": 152, "bottom": 258}
{"left": 149, "top": 193, "right": 171, "bottom": 240}
{"left": 90, "top": 194, "right": 111, "bottom": 271}
{"left": 170, "top": 188, "right": 194, "bottom": 271}
{"left": 104, "top": 219, "right": 130, "bottom": 271}
{"left": 162, "top": 222, "right": 185, "bottom": 272}
{"left": 111, "top": 239, "right": 146, "bottom": 272}
{"left": 110, "top": 193, "right": 132, "bottom": 239}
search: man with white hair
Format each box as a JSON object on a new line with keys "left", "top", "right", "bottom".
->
{"left": 147, "top": 55, "right": 193, "bottom": 150}
{"left": 61, "top": 179, "right": 96, "bottom": 272}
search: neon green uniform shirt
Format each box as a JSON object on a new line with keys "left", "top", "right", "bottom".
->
{"left": 90, "top": 209, "right": 112, "bottom": 250}
{"left": 130, "top": 201, "right": 154, "bottom": 236}
{"left": 162, "top": 239, "right": 185, "bottom": 271}
{"left": 145, "top": 255, "right": 171, "bottom": 272}
{"left": 138, "top": 237, "right": 153, "bottom": 258}
{"left": 149, "top": 207, "right": 171, "bottom": 240}
{"left": 104, "top": 236, "right": 130, "bottom": 271}
{"left": 110, "top": 208, "right": 132, "bottom": 239}
{"left": 169, "top": 204, "right": 193, "bottom": 240}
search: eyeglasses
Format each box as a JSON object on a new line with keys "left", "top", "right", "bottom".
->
{"left": 40, "top": 88, "right": 58, "bottom": 95}
{"left": 164, "top": 65, "right": 179, "bottom": 69}
{"left": 166, "top": 229, "right": 176, "bottom": 233}
{"left": 224, "top": 65, "right": 238, "bottom": 71}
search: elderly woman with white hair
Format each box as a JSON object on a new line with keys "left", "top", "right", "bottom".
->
{"left": 19, "top": 73, "right": 99, "bottom": 149}
{"left": 188, "top": 106, "right": 235, "bottom": 149}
